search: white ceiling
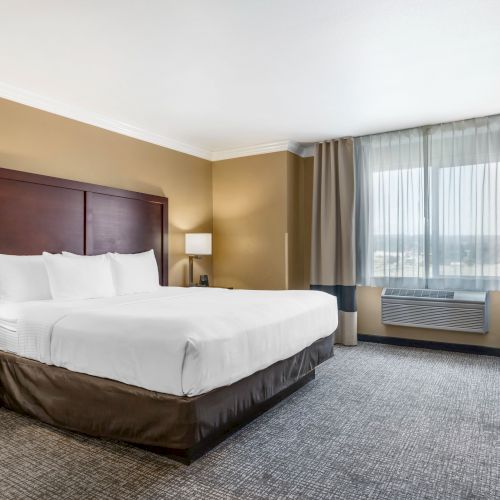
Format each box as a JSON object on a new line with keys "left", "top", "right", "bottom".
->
{"left": 1, "top": 0, "right": 500, "bottom": 160}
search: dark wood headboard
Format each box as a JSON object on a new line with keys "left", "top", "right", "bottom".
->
{"left": 0, "top": 167, "right": 168, "bottom": 285}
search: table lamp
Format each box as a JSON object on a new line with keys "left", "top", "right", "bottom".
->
{"left": 185, "top": 233, "right": 212, "bottom": 286}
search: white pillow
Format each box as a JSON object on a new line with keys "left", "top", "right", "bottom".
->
{"left": 43, "top": 252, "right": 115, "bottom": 300}
{"left": 107, "top": 250, "right": 160, "bottom": 295}
{"left": 0, "top": 254, "right": 52, "bottom": 302}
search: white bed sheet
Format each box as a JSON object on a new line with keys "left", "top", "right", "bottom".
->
{"left": 0, "top": 302, "right": 21, "bottom": 353}
{"left": 0, "top": 326, "right": 18, "bottom": 353}
{"left": 12, "top": 287, "right": 338, "bottom": 396}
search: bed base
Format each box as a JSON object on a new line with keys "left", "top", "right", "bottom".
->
{"left": 143, "top": 370, "right": 315, "bottom": 464}
{"left": 0, "top": 335, "right": 333, "bottom": 464}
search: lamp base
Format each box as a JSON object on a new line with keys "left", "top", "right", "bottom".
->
{"left": 188, "top": 255, "right": 202, "bottom": 286}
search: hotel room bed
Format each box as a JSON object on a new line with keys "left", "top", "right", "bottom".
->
{"left": 0, "top": 167, "right": 337, "bottom": 463}
{"left": 0, "top": 287, "right": 335, "bottom": 461}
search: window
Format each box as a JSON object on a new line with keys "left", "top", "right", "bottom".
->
{"left": 356, "top": 115, "right": 500, "bottom": 291}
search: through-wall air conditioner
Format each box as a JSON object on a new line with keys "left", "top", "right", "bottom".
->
{"left": 381, "top": 288, "right": 489, "bottom": 334}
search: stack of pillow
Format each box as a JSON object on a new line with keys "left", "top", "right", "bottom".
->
{"left": 0, "top": 250, "right": 160, "bottom": 302}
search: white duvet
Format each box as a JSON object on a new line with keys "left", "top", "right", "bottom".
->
{"left": 11, "top": 287, "right": 337, "bottom": 396}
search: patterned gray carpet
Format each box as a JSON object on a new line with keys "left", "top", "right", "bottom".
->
{"left": 0, "top": 342, "right": 499, "bottom": 500}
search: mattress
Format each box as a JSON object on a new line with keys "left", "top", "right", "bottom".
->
{"left": 12, "top": 287, "right": 338, "bottom": 396}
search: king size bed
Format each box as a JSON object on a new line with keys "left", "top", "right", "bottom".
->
{"left": 0, "top": 167, "right": 337, "bottom": 463}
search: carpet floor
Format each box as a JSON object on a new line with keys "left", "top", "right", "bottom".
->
{"left": 0, "top": 342, "right": 499, "bottom": 500}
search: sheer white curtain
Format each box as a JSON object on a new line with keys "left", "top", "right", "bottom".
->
{"left": 356, "top": 127, "right": 426, "bottom": 288}
{"left": 428, "top": 116, "right": 500, "bottom": 290}
{"left": 356, "top": 115, "right": 500, "bottom": 291}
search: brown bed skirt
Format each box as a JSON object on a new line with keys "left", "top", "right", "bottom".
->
{"left": 0, "top": 335, "right": 333, "bottom": 461}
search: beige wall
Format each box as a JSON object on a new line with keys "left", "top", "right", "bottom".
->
{"left": 287, "top": 152, "right": 314, "bottom": 290}
{"left": 301, "top": 156, "right": 314, "bottom": 290}
{"left": 0, "top": 98, "right": 213, "bottom": 286}
{"left": 212, "top": 152, "right": 289, "bottom": 289}
{"left": 211, "top": 151, "right": 310, "bottom": 291}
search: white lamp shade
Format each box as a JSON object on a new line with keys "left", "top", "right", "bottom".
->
{"left": 185, "top": 233, "right": 212, "bottom": 256}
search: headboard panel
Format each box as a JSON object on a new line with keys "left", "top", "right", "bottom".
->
{"left": 0, "top": 177, "right": 85, "bottom": 255}
{"left": 86, "top": 192, "right": 165, "bottom": 273}
{"left": 0, "top": 167, "right": 169, "bottom": 285}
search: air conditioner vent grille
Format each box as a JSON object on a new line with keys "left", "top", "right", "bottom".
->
{"left": 385, "top": 288, "right": 454, "bottom": 299}
{"left": 381, "top": 288, "right": 489, "bottom": 334}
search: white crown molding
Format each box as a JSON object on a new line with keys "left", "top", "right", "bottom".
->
{"left": 0, "top": 81, "right": 212, "bottom": 160}
{"left": 0, "top": 81, "right": 316, "bottom": 162}
{"left": 211, "top": 141, "right": 290, "bottom": 161}
{"left": 211, "top": 140, "right": 313, "bottom": 161}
